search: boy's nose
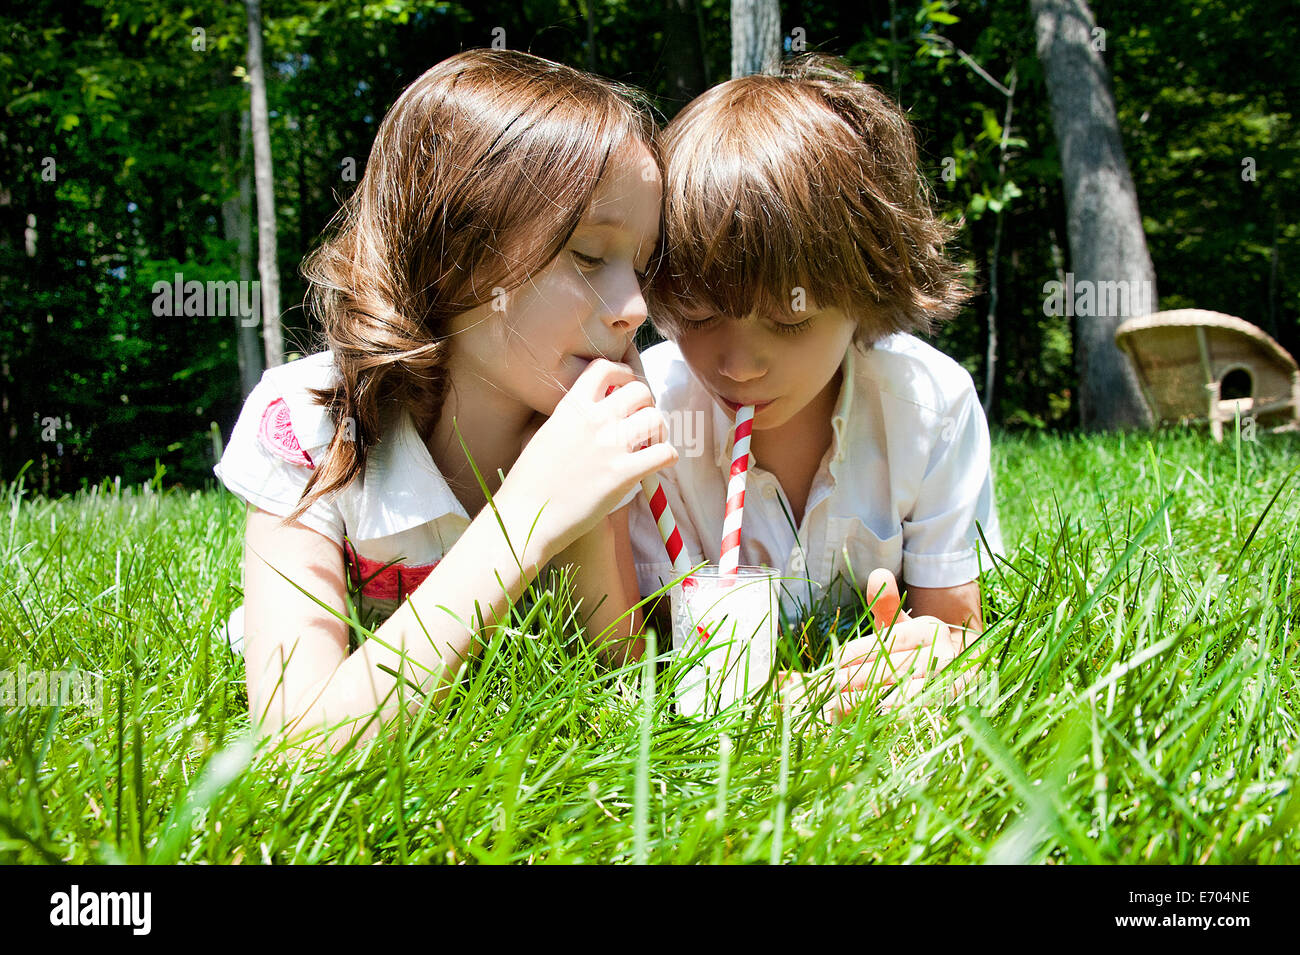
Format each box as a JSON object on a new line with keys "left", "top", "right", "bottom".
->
{"left": 717, "top": 326, "right": 767, "bottom": 382}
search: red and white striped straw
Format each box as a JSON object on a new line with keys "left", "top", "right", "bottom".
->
{"left": 604, "top": 381, "right": 694, "bottom": 580}
{"left": 718, "top": 404, "right": 754, "bottom": 576}
{"left": 641, "top": 475, "right": 693, "bottom": 577}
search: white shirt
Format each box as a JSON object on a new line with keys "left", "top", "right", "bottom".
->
{"left": 629, "top": 336, "right": 1006, "bottom": 613}
{"left": 214, "top": 350, "right": 640, "bottom": 649}
{"left": 214, "top": 351, "right": 473, "bottom": 635}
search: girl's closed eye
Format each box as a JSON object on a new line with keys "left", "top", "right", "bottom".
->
{"left": 573, "top": 248, "right": 651, "bottom": 283}
{"left": 571, "top": 249, "right": 606, "bottom": 271}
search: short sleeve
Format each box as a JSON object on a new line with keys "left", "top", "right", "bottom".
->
{"left": 901, "top": 379, "right": 1006, "bottom": 588}
{"left": 213, "top": 378, "right": 346, "bottom": 545}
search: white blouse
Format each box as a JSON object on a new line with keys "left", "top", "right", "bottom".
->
{"left": 213, "top": 350, "right": 639, "bottom": 652}
{"left": 629, "top": 335, "right": 1007, "bottom": 614}
{"left": 213, "top": 351, "right": 472, "bottom": 648}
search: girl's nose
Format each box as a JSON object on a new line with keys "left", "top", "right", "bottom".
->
{"left": 603, "top": 264, "right": 648, "bottom": 333}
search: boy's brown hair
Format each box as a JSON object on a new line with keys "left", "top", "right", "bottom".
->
{"left": 649, "top": 54, "right": 973, "bottom": 345}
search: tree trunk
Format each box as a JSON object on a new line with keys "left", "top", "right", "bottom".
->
{"left": 983, "top": 208, "right": 1003, "bottom": 420}
{"left": 983, "top": 70, "right": 1017, "bottom": 421}
{"left": 221, "top": 110, "right": 263, "bottom": 397}
{"left": 731, "top": 0, "right": 780, "bottom": 78}
{"left": 1031, "top": 0, "right": 1154, "bottom": 431}
{"left": 664, "top": 0, "right": 707, "bottom": 111}
{"left": 246, "top": 0, "right": 284, "bottom": 368}
{"left": 1267, "top": 203, "right": 1279, "bottom": 339}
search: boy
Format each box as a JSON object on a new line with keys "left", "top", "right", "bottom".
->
{"left": 631, "top": 55, "right": 1006, "bottom": 715}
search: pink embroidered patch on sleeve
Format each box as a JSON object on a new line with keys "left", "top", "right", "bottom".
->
{"left": 258, "top": 397, "right": 315, "bottom": 468}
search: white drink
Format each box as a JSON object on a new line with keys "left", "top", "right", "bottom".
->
{"left": 670, "top": 566, "right": 779, "bottom": 718}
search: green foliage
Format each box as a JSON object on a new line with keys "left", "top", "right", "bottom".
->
{"left": 1, "top": 0, "right": 1296, "bottom": 492}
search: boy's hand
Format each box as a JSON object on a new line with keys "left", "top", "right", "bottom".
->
{"left": 824, "top": 569, "right": 976, "bottom": 721}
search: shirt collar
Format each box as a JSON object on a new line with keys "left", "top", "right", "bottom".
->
{"left": 829, "top": 343, "right": 857, "bottom": 466}
{"left": 711, "top": 344, "right": 858, "bottom": 472}
{"left": 350, "top": 408, "right": 470, "bottom": 541}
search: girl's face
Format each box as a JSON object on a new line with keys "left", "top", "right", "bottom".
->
{"left": 675, "top": 305, "right": 858, "bottom": 431}
{"left": 446, "top": 140, "right": 661, "bottom": 416}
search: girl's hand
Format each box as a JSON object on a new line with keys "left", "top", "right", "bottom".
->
{"left": 498, "top": 358, "right": 676, "bottom": 556}
{"left": 823, "top": 569, "right": 977, "bottom": 720}
{"left": 620, "top": 338, "right": 649, "bottom": 383}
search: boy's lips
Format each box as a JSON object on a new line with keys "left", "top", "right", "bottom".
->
{"left": 720, "top": 396, "right": 773, "bottom": 414}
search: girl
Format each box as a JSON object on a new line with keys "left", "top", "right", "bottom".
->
{"left": 214, "top": 49, "right": 673, "bottom": 754}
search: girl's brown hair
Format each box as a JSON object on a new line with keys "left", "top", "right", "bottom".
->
{"left": 649, "top": 54, "right": 973, "bottom": 345}
{"left": 282, "top": 49, "right": 659, "bottom": 527}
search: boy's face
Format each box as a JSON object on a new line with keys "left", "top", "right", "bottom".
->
{"left": 675, "top": 306, "right": 858, "bottom": 430}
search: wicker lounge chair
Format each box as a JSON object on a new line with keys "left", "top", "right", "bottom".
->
{"left": 1114, "top": 309, "right": 1300, "bottom": 441}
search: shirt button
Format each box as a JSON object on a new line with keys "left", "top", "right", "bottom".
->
{"left": 763, "top": 486, "right": 777, "bottom": 498}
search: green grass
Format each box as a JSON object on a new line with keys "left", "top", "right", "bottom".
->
{"left": 2, "top": 420, "right": 1298, "bottom": 864}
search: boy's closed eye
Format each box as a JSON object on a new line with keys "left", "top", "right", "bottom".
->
{"left": 678, "top": 312, "right": 815, "bottom": 335}
{"left": 772, "top": 315, "right": 813, "bottom": 335}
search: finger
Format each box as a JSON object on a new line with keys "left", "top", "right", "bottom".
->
{"left": 620, "top": 341, "right": 648, "bottom": 380}
{"left": 866, "top": 568, "right": 909, "bottom": 634}
{"left": 602, "top": 379, "right": 655, "bottom": 417}
{"left": 878, "top": 673, "right": 934, "bottom": 712}
{"left": 837, "top": 637, "right": 962, "bottom": 689}
{"left": 821, "top": 684, "right": 877, "bottom": 723}
{"left": 833, "top": 616, "right": 948, "bottom": 667}
{"left": 835, "top": 645, "right": 908, "bottom": 689}
{"left": 882, "top": 660, "right": 975, "bottom": 711}
{"left": 627, "top": 438, "right": 678, "bottom": 477}
{"left": 831, "top": 634, "right": 886, "bottom": 668}
{"left": 879, "top": 640, "right": 960, "bottom": 681}
{"left": 948, "top": 664, "right": 979, "bottom": 702}
{"left": 871, "top": 616, "right": 952, "bottom": 656}
{"left": 603, "top": 382, "right": 654, "bottom": 452}
{"left": 620, "top": 406, "right": 668, "bottom": 452}
{"left": 835, "top": 653, "right": 909, "bottom": 690}
{"left": 575, "top": 358, "right": 637, "bottom": 401}
{"left": 778, "top": 668, "right": 835, "bottom": 703}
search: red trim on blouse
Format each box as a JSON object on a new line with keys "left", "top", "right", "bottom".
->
{"left": 258, "top": 397, "right": 315, "bottom": 469}
{"left": 343, "top": 540, "right": 439, "bottom": 602}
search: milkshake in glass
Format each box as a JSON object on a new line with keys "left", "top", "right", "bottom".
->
{"left": 670, "top": 565, "right": 780, "bottom": 718}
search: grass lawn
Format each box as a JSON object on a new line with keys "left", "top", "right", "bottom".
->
{"left": 2, "top": 422, "right": 1298, "bottom": 864}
